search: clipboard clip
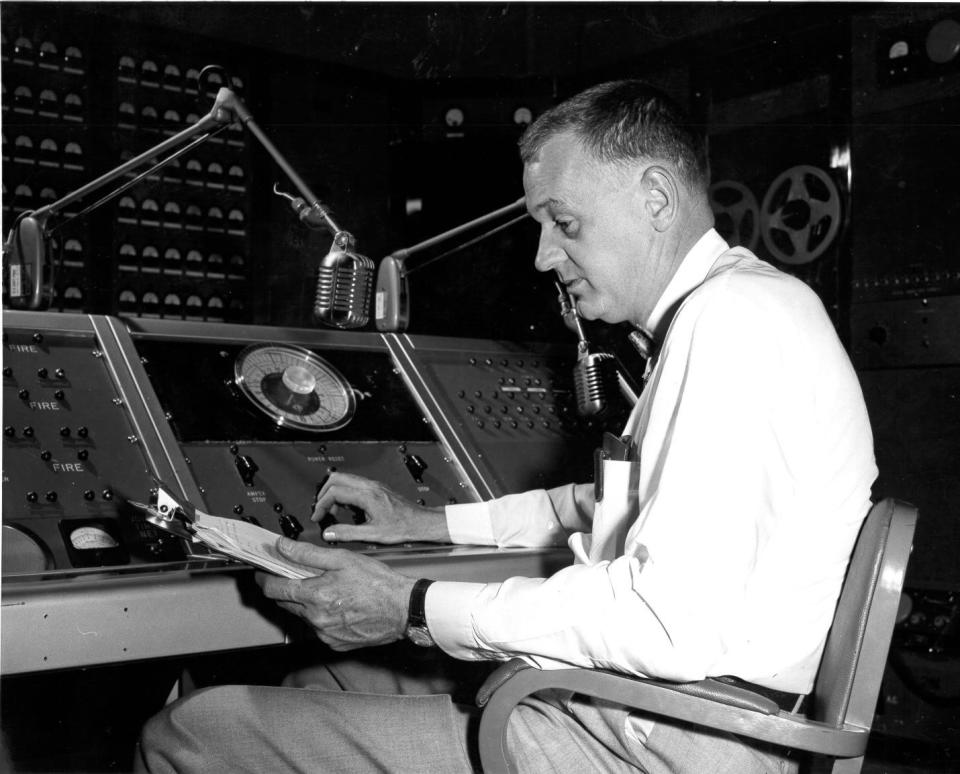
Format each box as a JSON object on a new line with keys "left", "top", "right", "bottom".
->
{"left": 129, "top": 477, "right": 198, "bottom": 541}
{"left": 594, "top": 433, "right": 635, "bottom": 501}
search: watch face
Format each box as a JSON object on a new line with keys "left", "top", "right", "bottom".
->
{"left": 406, "top": 626, "right": 435, "bottom": 647}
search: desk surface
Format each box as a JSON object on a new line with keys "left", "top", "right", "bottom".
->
{"left": 1, "top": 545, "right": 571, "bottom": 675}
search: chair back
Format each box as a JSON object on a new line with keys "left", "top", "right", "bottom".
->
{"left": 810, "top": 498, "right": 917, "bottom": 731}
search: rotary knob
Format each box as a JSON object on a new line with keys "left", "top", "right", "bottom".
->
{"left": 927, "top": 18, "right": 960, "bottom": 63}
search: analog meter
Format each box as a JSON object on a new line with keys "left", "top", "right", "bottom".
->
{"left": 234, "top": 344, "right": 355, "bottom": 432}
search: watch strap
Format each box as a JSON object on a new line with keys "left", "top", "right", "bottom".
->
{"left": 407, "top": 578, "right": 434, "bottom": 630}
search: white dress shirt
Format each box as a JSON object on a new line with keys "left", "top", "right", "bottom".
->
{"left": 428, "top": 229, "right": 877, "bottom": 694}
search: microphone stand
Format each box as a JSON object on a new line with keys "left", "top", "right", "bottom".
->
{"left": 374, "top": 197, "right": 528, "bottom": 332}
{"left": 2, "top": 86, "right": 354, "bottom": 313}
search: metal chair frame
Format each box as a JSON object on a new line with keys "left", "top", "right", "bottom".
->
{"left": 477, "top": 498, "right": 917, "bottom": 774}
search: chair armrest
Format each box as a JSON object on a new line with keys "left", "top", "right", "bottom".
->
{"left": 477, "top": 659, "right": 532, "bottom": 708}
{"left": 477, "top": 659, "right": 779, "bottom": 715}
{"left": 477, "top": 661, "right": 869, "bottom": 774}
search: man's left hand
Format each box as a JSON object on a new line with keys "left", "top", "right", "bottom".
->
{"left": 255, "top": 538, "right": 417, "bottom": 651}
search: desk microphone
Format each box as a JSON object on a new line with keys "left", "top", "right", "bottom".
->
{"left": 313, "top": 232, "right": 374, "bottom": 329}
{"left": 272, "top": 184, "right": 372, "bottom": 330}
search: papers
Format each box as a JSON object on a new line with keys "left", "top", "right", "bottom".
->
{"left": 191, "top": 512, "right": 314, "bottom": 579}
{"left": 139, "top": 483, "right": 316, "bottom": 578}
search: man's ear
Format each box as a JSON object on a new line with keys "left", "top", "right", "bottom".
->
{"left": 640, "top": 166, "right": 678, "bottom": 232}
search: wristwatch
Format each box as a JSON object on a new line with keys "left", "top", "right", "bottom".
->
{"left": 405, "top": 578, "right": 435, "bottom": 647}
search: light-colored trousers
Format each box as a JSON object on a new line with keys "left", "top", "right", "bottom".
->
{"left": 136, "top": 644, "right": 799, "bottom": 773}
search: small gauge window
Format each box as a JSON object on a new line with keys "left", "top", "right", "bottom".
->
{"left": 70, "top": 525, "right": 119, "bottom": 550}
{"left": 513, "top": 107, "right": 533, "bottom": 126}
{"left": 234, "top": 344, "right": 355, "bottom": 432}
{"left": 444, "top": 107, "right": 464, "bottom": 128}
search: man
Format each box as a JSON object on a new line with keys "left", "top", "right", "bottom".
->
{"left": 138, "top": 81, "right": 876, "bottom": 773}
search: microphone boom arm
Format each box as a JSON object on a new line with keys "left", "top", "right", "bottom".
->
{"left": 374, "top": 196, "right": 528, "bottom": 332}
{"left": 387, "top": 196, "right": 526, "bottom": 264}
{"left": 3, "top": 84, "right": 353, "bottom": 311}
{"left": 2, "top": 97, "right": 235, "bottom": 310}
{"left": 213, "top": 89, "right": 344, "bottom": 239}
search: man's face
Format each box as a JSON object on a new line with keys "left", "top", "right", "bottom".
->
{"left": 523, "top": 131, "right": 655, "bottom": 327}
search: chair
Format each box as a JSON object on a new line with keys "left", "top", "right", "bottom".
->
{"left": 476, "top": 498, "right": 917, "bottom": 774}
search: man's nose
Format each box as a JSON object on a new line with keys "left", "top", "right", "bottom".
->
{"left": 533, "top": 233, "right": 566, "bottom": 273}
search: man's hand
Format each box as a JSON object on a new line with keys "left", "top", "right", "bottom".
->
{"left": 312, "top": 472, "right": 451, "bottom": 544}
{"left": 255, "top": 537, "right": 417, "bottom": 651}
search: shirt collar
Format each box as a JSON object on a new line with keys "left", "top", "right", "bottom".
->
{"left": 643, "top": 228, "right": 729, "bottom": 341}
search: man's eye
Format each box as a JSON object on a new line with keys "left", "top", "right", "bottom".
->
{"left": 554, "top": 218, "right": 575, "bottom": 235}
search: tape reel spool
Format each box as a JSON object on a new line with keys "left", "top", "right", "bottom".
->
{"left": 760, "top": 165, "right": 841, "bottom": 265}
{"left": 709, "top": 180, "right": 760, "bottom": 252}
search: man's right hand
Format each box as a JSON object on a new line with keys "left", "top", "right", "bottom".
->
{"left": 312, "top": 471, "right": 451, "bottom": 544}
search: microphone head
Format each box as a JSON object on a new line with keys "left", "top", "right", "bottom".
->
{"left": 374, "top": 254, "right": 410, "bottom": 332}
{"left": 313, "top": 244, "right": 374, "bottom": 329}
{"left": 3, "top": 215, "right": 52, "bottom": 310}
{"left": 573, "top": 351, "right": 618, "bottom": 417}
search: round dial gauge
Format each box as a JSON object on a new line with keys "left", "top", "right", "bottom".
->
{"left": 234, "top": 345, "right": 355, "bottom": 432}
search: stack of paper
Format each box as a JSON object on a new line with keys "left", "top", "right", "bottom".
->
{"left": 192, "top": 512, "right": 314, "bottom": 579}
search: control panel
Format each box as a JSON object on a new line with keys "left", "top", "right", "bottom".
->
{"left": 851, "top": 295, "right": 960, "bottom": 368}
{"left": 2, "top": 312, "right": 619, "bottom": 585}
{"left": 874, "top": 16, "right": 960, "bottom": 89}
{"left": 130, "top": 325, "right": 480, "bottom": 550}
{"left": 387, "top": 333, "right": 629, "bottom": 498}
{"left": 851, "top": 8, "right": 960, "bottom": 305}
{"left": 2, "top": 312, "right": 610, "bottom": 674}
{"left": 2, "top": 313, "right": 631, "bottom": 582}
{"left": 2, "top": 313, "right": 186, "bottom": 578}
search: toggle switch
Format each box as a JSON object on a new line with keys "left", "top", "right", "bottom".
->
{"left": 278, "top": 513, "right": 304, "bottom": 539}
{"left": 234, "top": 454, "right": 259, "bottom": 486}
{"left": 403, "top": 454, "right": 428, "bottom": 483}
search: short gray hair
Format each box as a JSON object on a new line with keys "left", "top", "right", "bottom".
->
{"left": 519, "top": 80, "right": 709, "bottom": 189}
